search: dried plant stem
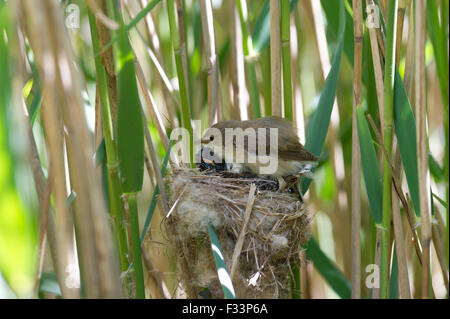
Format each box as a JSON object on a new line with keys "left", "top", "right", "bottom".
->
{"left": 431, "top": 220, "right": 449, "bottom": 292}
{"left": 403, "top": 4, "right": 415, "bottom": 96}
{"left": 34, "top": 163, "right": 53, "bottom": 295}
{"left": 351, "top": 0, "right": 363, "bottom": 299}
{"left": 97, "top": 0, "right": 119, "bottom": 129}
{"left": 140, "top": 102, "right": 196, "bottom": 298}
{"left": 230, "top": 0, "right": 248, "bottom": 120}
{"left": 270, "top": 0, "right": 282, "bottom": 116}
{"left": 134, "top": 30, "right": 181, "bottom": 122}
{"left": 366, "top": 0, "right": 385, "bottom": 133}
{"left": 415, "top": 0, "right": 432, "bottom": 299}
{"left": 281, "top": 0, "right": 292, "bottom": 120}
{"left": 379, "top": 0, "right": 388, "bottom": 19}
{"left": 308, "top": 0, "right": 350, "bottom": 278}
{"left": 395, "top": 0, "right": 407, "bottom": 64}
{"left": 391, "top": 140, "right": 411, "bottom": 298}
{"left": 389, "top": 0, "right": 411, "bottom": 299}
{"left": 168, "top": 0, "right": 193, "bottom": 164}
{"left": 380, "top": 0, "right": 398, "bottom": 299}
{"left": 373, "top": 227, "right": 382, "bottom": 298}
{"left": 86, "top": 0, "right": 119, "bottom": 30}
{"left": 24, "top": 0, "right": 122, "bottom": 298}
{"left": 88, "top": 10, "right": 131, "bottom": 293}
{"left": 230, "top": 184, "right": 256, "bottom": 280}
{"left": 141, "top": 110, "right": 170, "bottom": 213}
{"left": 137, "top": 0, "right": 179, "bottom": 127}
{"left": 123, "top": 194, "right": 145, "bottom": 298}
{"left": 141, "top": 248, "right": 171, "bottom": 298}
{"left": 23, "top": 1, "right": 77, "bottom": 295}
{"left": 367, "top": 115, "right": 423, "bottom": 265}
{"left": 134, "top": 57, "right": 170, "bottom": 150}
{"left": 291, "top": 9, "right": 306, "bottom": 143}
{"left": 236, "top": 0, "right": 261, "bottom": 118}
{"left": 199, "top": 0, "right": 223, "bottom": 124}
{"left": 24, "top": 107, "right": 64, "bottom": 295}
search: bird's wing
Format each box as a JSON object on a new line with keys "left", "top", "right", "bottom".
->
{"left": 254, "top": 117, "right": 318, "bottom": 162}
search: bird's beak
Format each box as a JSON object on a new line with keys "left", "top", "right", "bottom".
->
{"left": 203, "top": 158, "right": 215, "bottom": 166}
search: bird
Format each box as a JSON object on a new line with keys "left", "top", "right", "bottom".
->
{"left": 199, "top": 116, "right": 318, "bottom": 190}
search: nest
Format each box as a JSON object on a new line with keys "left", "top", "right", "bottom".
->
{"left": 164, "top": 167, "right": 312, "bottom": 298}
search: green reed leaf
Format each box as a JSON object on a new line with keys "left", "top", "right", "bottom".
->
{"left": 356, "top": 107, "right": 382, "bottom": 224}
{"left": 208, "top": 223, "right": 236, "bottom": 299}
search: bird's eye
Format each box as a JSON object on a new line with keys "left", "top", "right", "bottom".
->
{"left": 210, "top": 135, "right": 214, "bottom": 141}
{"left": 210, "top": 150, "right": 214, "bottom": 156}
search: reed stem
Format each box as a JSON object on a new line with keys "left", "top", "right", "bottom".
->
{"left": 235, "top": 0, "right": 261, "bottom": 118}
{"left": 270, "top": 0, "right": 282, "bottom": 117}
{"left": 415, "top": 0, "right": 432, "bottom": 299}
{"left": 351, "top": 0, "right": 363, "bottom": 299}
{"left": 168, "top": 0, "right": 193, "bottom": 164}
{"left": 199, "top": 0, "right": 223, "bottom": 124}
{"left": 125, "top": 193, "right": 146, "bottom": 298}
{"left": 380, "top": 0, "right": 398, "bottom": 299}
{"left": 88, "top": 11, "right": 130, "bottom": 290}
{"left": 281, "top": 0, "right": 292, "bottom": 120}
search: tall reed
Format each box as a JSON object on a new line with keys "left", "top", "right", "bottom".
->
{"left": 380, "top": 0, "right": 398, "bottom": 299}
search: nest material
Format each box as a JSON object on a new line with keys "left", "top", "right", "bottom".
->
{"left": 165, "top": 167, "right": 312, "bottom": 298}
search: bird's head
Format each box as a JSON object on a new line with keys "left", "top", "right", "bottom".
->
{"left": 200, "top": 120, "right": 242, "bottom": 162}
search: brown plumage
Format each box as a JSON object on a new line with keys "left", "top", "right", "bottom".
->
{"left": 200, "top": 116, "right": 318, "bottom": 177}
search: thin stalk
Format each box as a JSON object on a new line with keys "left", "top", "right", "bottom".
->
{"left": 176, "top": 0, "right": 192, "bottom": 115}
{"left": 351, "top": 0, "right": 363, "bottom": 299}
{"left": 403, "top": 4, "right": 415, "bottom": 96}
{"left": 167, "top": 0, "right": 193, "bottom": 164}
{"left": 26, "top": 0, "right": 123, "bottom": 298}
{"left": 101, "top": 0, "right": 120, "bottom": 129}
{"left": 23, "top": 0, "right": 78, "bottom": 298}
{"left": 199, "top": 0, "right": 223, "bottom": 124}
{"left": 141, "top": 110, "right": 170, "bottom": 214}
{"left": 308, "top": 0, "right": 351, "bottom": 278}
{"left": 292, "top": 264, "right": 301, "bottom": 299}
{"left": 395, "top": 0, "right": 407, "bottom": 64}
{"left": 236, "top": 0, "right": 261, "bottom": 118}
{"left": 230, "top": 0, "right": 249, "bottom": 120}
{"left": 86, "top": 0, "right": 119, "bottom": 30}
{"left": 141, "top": 248, "right": 170, "bottom": 298}
{"left": 299, "top": 250, "right": 310, "bottom": 298}
{"left": 292, "top": 8, "right": 306, "bottom": 142}
{"left": 415, "top": 0, "right": 432, "bottom": 299}
{"left": 392, "top": 140, "right": 411, "bottom": 298}
{"left": 440, "top": 0, "right": 449, "bottom": 268}
{"left": 230, "top": 184, "right": 256, "bottom": 280}
{"left": 290, "top": 11, "right": 304, "bottom": 297}
{"left": 88, "top": 11, "right": 130, "bottom": 292}
{"left": 34, "top": 164, "right": 52, "bottom": 295}
{"left": 270, "top": 0, "right": 282, "bottom": 116}
{"left": 134, "top": 57, "right": 170, "bottom": 150}
{"left": 24, "top": 107, "right": 64, "bottom": 296}
{"left": 366, "top": 0, "right": 384, "bottom": 133}
{"left": 137, "top": 0, "right": 179, "bottom": 128}
{"left": 430, "top": 0, "right": 450, "bottom": 265}
{"left": 380, "top": 0, "right": 398, "bottom": 299}
{"left": 134, "top": 29, "right": 181, "bottom": 122}
{"left": 373, "top": 227, "right": 382, "bottom": 298}
{"left": 124, "top": 193, "right": 146, "bottom": 299}
{"left": 426, "top": 0, "right": 449, "bottom": 108}
{"left": 391, "top": 0, "right": 411, "bottom": 299}
{"left": 281, "top": 0, "right": 292, "bottom": 120}
{"left": 432, "top": 218, "right": 449, "bottom": 293}
{"left": 379, "top": 0, "right": 388, "bottom": 19}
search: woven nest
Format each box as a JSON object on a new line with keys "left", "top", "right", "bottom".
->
{"left": 164, "top": 167, "right": 312, "bottom": 298}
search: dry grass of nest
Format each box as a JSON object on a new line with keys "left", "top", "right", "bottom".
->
{"left": 164, "top": 167, "right": 312, "bottom": 299}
